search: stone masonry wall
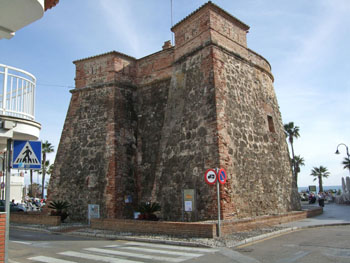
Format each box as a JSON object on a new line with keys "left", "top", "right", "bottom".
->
{"left": 48, "top": 2, "right": 300, "bottom": 222}
{"left": 213, "top": 45, "right": 300, "bottom": 219}
{"left": 48, "top": 82, "right": 137, "bottom": 221}
{"left": 152, "top": 46, "right": 220, "bottom": 221}
{"left": 48, "top": 85, "right": 114, "bottom": 220}
{"left": 134, "top": 79, "right": 170, "bottom": 204}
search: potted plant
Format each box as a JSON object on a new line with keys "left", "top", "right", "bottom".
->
{"left": 48, "top": 200, "right": 70, "bottom": 222}
{"left": 137, "top": 202, "right": 161, "bottom": 221}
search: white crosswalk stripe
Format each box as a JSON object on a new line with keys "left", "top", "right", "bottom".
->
{"left": 28, "top": 241, "right": 217, "bottom": 263}
{"left": 28, "top": 256, "right": 77, "bottom": 263}
{"left": 85, "top": 247, "right": 187, "bottom": 262}
{"left": 108, "top": 241, "right": 219, "bottom": 253}
{"left": 117, "top": 245, "right": 203, "bottom": 257}
{"left": 59, "top": 251, "right": 142, "bottom": 263}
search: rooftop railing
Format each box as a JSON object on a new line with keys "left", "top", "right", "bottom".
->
{"left": 0, "top": 64, "right": 36, "bottom": 121}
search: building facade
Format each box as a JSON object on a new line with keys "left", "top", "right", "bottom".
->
{"left": 48, "top": 2, "right": 300, "bottom": 221}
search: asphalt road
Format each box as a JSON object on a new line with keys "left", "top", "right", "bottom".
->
{"left": 235, "top": 225, "right": 350, "bottom": 263}
{"left": 9, "top": 228, "right": 222, "bottom": 263}
{"left": 9, "top": 225, "right": 350, "bottom": 263}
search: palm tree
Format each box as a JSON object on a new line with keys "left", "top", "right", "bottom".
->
{"left": 41, "top": 141, "right": 54, "bottom": 199}
{"left": 293, "top": 155, "right": 305, "bottom": 178}
{"left": 310, "top": 166, "right": 330, "bottom": 192}
{"left": 39, "top": 160, "right": 54, "bottom": 199}
{"left": 30, "top": 170, "right": 33, "bottom": 197}
{"left": 342, "top": 157, "right": 350, "bottom": 173}
{"left": 28, "top": 183, "right": 41, "bottom": 198}
{"left": 284, "top": 122, "right": 300, "bottom": 183}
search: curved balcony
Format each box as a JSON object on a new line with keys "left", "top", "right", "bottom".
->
{"left": 0, "top": 0, "right": 44, "bottom": 39}
{"left": 0, "top": 64, "right": 41, "bottom": 150}
{"left": 0, "top": 0, "right": 60, "bottom": 39}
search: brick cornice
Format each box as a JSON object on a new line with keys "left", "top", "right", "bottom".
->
{"left": 173, "top": 40, "right": 274, "bottom": 82}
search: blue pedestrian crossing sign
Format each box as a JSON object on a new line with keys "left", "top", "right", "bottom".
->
{"left": 12, "top": 140, "right": 42, "bottom": 169}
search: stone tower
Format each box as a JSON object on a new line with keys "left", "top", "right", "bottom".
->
{"left": 48, "top": 2, "right": 300, "bottom": 221}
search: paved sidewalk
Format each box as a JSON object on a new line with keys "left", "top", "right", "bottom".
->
{"left": 231, "top": 202, "right": 350, "bottom": 247}
{"left": 282, "top": 202, "right": 350, "bottom": 228}
{"left": 11, "top": 203, "right": 350, "bottom": 248}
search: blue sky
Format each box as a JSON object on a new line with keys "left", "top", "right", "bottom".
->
{"left": 1, "top": 0, "right": 349, "bottom": 187}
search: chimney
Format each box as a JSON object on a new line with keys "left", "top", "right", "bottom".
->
{"left": 162, "top": 40, "right": 172, "bottom": 50}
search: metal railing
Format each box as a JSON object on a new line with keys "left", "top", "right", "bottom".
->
{"left": 0, "top": 64, "right": 36, "bottom": 120}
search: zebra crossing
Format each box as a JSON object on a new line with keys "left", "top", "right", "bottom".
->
{"left": 28, "top": 241, "right": 219, "bottom": 263}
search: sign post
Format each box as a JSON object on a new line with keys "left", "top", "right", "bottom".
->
{"left": 6, "top": 140, "right": 41, "bottom": 262}
{"left": 4, "top": 138, "right": 11, "bottom": 263}
{"left": 216, "top": 168, "right": 221, "bottom": 237}
{"left": 204, "top": 168, "right": 227, "bottom": 237}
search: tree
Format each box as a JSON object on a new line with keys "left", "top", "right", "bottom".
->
{"left": 293, "top": 155, "right": 305, "bottom": 176}
{"left": 28, "top": 183, "right": 41, "bottom": 198}
{"left": 39, "top": 160, "right": 54, "bottom": 199}
{"left": 284, "top": 122, "right": 300, "bottom": 184}
{"left": 30, "top": 170, "right": 33, "bottom": 198}
{"left": 310, "top": 166, "right": 330, "bottom": 192}
{"left": 342, "top": 157, "right": 350, "bottom": 173}
{"left": 41, "top": 141, "right": 54, "bottom": 199}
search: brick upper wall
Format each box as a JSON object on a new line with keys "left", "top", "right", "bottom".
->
{"left": 136, "top": 48, "right": 174, "bottom": 86}
{"left": 74, "top": 52, "right": 136, "bottom": 88}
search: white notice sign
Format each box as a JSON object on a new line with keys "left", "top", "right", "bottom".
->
{"left": 185, "top": 201, "right": 193, "bottom": 212}
{"left": 88, "top": 204, "right": 100, "bottom": 224}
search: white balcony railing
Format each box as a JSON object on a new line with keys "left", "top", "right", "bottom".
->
{"left": 0, "top": 64, "right": 36, "bottom": 121}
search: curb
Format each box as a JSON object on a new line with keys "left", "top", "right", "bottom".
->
{"left": 11, "top": 222, "right": 350, "bottom": 248}
{"left": 231, "top": 227, "right": 298, "bottom": 247}
{"left": 66, "top": 230, "right": 212, "bottom": 248}
{"left": 230, "top": 222, "right": 350, "bottom": 248}
{"left": 11, "top": 225, "right": 51, "bottom": 234}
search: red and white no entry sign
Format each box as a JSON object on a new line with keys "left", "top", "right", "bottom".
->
{"left": 204, "top": 169, "right": 217, "bottom": 185}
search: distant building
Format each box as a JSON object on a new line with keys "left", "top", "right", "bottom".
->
{"left": 0, "top": 172, "right": 25, "bottom": 203}
{"left": 49, "top": 1, "right": 300, "bottom": 222}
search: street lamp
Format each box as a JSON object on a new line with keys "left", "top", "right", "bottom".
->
{"left": 335, "top": 143, "right": 350, "bottom": 175}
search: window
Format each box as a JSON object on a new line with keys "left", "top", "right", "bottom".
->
{"left": 267, "top": 115, "right": 275, "bottom": 133}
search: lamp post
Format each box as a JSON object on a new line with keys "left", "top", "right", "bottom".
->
{"left": 335, "top": 143, "right": 350, "bottom": 175}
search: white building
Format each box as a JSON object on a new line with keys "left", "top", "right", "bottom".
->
{"left": 1, "top": 0, "right": 59, "bottom": 200}
{"left": 0, "top": 172, "right": 25, "bottom": 203}
{"left": 0, "top": 64, "right": 40, "bottom": 203}
{"left": 0, "top": 0, "right": 59, "bottom": 39}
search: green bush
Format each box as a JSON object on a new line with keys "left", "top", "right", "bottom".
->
{"left": 137, "top": 202, "right": 161, "bottom": 221}
{"left": 48, "top": 200, "right": 70, "bottom": 222}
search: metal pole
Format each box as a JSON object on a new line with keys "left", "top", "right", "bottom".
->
{"left": 170, "top": 0, "right": 174, "bottom": 45}
{"left": 346, "top": 147, "right": 350, "bottom": 176}
{"left": 216, "top": 168, "right": 221, "bottom": 237}
{"left": 5, "top": 138, "right": 12, "bottom": 263}
{"left": 181, "top": 189, "right": 184, "bottom": 222}
{"left": 336, "top": 143, "right": 350, "bottom": 175}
